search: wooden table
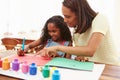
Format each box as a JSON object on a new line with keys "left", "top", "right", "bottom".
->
{"left": 0, "top": 64, "right": 120, "bottom": 80}
{"left": 1, "top": 33, "right": 37, "bottom": 45}
{"left": 99, "top": 64, "right": 120, "bottom": 80}
{"left": 14, "top": 38, "right": 35, "bottom": 45}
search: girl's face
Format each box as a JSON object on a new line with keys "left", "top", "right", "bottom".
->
{"left": 47, "top": 23, "right": 61, "bottom": 41}
{"left": 62, "top": 5, "right": 78, "bottom": 27}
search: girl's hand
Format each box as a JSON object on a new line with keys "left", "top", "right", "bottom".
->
{"left": 17, "top": 49, "right": 25, "bottom": 56}
{"left": 36, "top": 46, "right": 58, "bottom": 58}
{"left": 24, "top": 45, "right": 30, "bottom": 52}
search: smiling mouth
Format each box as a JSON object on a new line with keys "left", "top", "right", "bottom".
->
{"left": 51, "top": 36, "right": 56, "bottom": 40}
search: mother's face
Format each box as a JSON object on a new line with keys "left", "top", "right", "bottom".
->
{"left": 62, "top": 5, "right": 78, "bottom": 28}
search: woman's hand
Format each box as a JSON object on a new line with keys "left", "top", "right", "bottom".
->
{"left": 75, "top": 56, "right": 89, "bottom": 62}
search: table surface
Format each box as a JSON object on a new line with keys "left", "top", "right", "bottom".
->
{"left": 99, "top": 64, "right": 120, "bottom": 80}
{"left": 0, "top": 63, "right": 120, "bottom": 80}
{"left": 0, "top": 36, "right": 120, "bottom": 80}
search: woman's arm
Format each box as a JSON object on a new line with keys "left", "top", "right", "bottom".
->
{"left": 64, "top": 41, "right": 72, "bottom": 59}
{"left": 42, "top": 32, "right": 104, "bottom": 57}
{"left": 57, "top": 32, "right": 104, "bottom": 57}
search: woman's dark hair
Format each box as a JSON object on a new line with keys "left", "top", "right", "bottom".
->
{"left": 62, "top": 0, "right": 97, "bottom": 34}
{"left": 40, "top": 15, "right": 72, "bottom": 45}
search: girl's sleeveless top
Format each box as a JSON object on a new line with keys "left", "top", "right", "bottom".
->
{"left": 45, "top": 39, "right": 69, "bottom": 57}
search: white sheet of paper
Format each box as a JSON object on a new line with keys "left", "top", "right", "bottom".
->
{"left": 0, "top": 64, "right": 105, "bottom": 80}
{"left": 59, "top": 64, "right": 105, "bottom": 80}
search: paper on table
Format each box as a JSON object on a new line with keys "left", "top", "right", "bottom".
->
{"left": 0, "top": 50, "right": 16, "bottom": 58}
{"left": 8, "top": 54, "right": 51, "bottom": 66}
{"left": 45, "top": 57, "right": 94, "bottom": 71}
{"left": 0, "top": 51, "right": 105, "bottom": 80}
{"left": 59, "top": 64, "right": 105, "bottom": 80}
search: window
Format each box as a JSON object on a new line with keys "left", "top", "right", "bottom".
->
{"left": 0, "top": 0, "right": 120, "bottom": 52}
{"left": 0, "top": 0, "right": 63, "bottom": 35}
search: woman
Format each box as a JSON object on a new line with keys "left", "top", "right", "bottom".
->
{"left": 39, "top": 0, "right": 120, "bottom": 66}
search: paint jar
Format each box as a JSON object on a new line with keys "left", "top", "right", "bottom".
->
{"left": 2, "top": 58, "right": 10, "bottom": 70}
{"left": 12, "top": 59, "right": 20, "bottom": 71}
{"left": 42, "top": 65, "right": 50, "bottom": 78}
{"left": 52, "top": 70, "right": 60, "bottom": 80}
{"left": 22, "top": 61, "right": 29, "bottom": 74}
{"left": 0, "top": 58, "right": 2, "bottom": 68}
{"left": 29, "top": 63, "right": 37, "bottom": 75}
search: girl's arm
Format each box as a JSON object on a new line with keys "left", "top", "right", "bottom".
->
{"left": 24, "top": 38, "right": 41, "bottom": 52}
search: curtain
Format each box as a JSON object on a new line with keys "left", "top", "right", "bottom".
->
{"left": 0, "top": 0, "right": 63, "bottom": 35}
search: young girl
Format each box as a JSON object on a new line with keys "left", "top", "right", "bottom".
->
{"left": 24, "top": 15, "right": 72, "bottom": 58}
